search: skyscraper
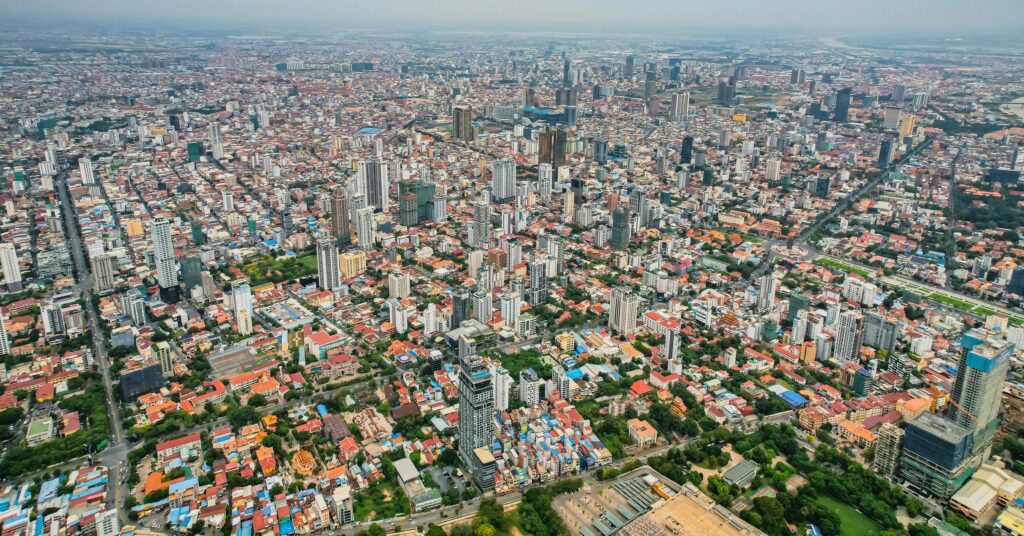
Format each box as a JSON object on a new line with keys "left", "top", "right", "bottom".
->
{"left": 388, "top": 271, "right": 411, "bottom": 299}
{"left": 834, "top": 88, "right": 852, "bottom": 123}
{"left": 670, "top": 91, "right": 690, "bottom": 121}
{"left": 452, "top": 286, "right": 472, "bottom": 326}
{"left": 354, "top": 207, "right": 376, "bottom": 251}
{"left": 232, "top": 281, "right": 253, "bottom": 336}
{"left": 864, "top": 312, "right": 898, "bottom": 355}
{"left": 537, "top": 163, "right": 553, "bottom": 200}
{"left": 453, "top": 106, "right": 475, "bottom": 142}
{"left": 878, "top": 139, "right": 894, "bottom": 169}
{"left": 472, "top": 290, "right": 493, "bottom": 325}
{"left": 873, "top": 422, "right": 904, "bottom": 478}
{"left": 209, "top": 123, "right": 224, "bottom": 160}
{"left": 490, "top": 158, "right": 517, "bottom": 201}
{"left": 833, "top": 310, "right": 864, "bottom": 362}
{"left": 0, "top": 243, "right": 22, "bottom": 291}
{"left": 458, "top": 353, "right": 496, "bottom": 489}
{"left": 359, "top": 160, "right": 389, "bottom": 211}
{"left": 755, "top": 272, "right": 779, "bottom": 313}
{"left": 92, "top": 253, "right": 116, "bottom": 293}
{"left": 79, "top": 157, "right": 95, "bottom": 185}
{"left": 316, "top": 237, "right": 340, "bottom": 291}
{"left": 951, "top": 329, "right": 1012, "bottom": 452}
{"left": 609, "top": 286, "right": 641, "bottom": 336}
{"left": 330, "top": 186, "right": 352, "bottom": 247}
{"left": 610, "top": 206, "right": 631, "bottom": 251}
{"left": 152, "top": 217, "right": 180, "bottom": 303}
{"left": 492, "top": 365, "right": 512, "bottom": 412}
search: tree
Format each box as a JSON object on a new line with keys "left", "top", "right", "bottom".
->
{"left": 474, "top": 523, "right": 495, "bottom": 536}
{"left": 425, "top": 526, "right": 447, "bottom": 536}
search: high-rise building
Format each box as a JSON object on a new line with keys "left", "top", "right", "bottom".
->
{"left": 765, "top": 158, "right": 781, "bottom": 182}
{"left": 359, "top": 160, "right": 389, "bottom": 211}
{"left": 156, "top": 340, "right": 174, "bottom": 378}
{"left": 878, "top": 139, "right": 894, "bottom": 169}
{"left": 79, "top": 157, "right": 95, "bottom": 185}
{"left": 492, "top": 365, "right": 512, "bottom": 412}
{"left": 92, "top": 253, "right": 116, "bottom": 293}
{"left": 864, "top": 313, "right": 898, "bottom": 355}
{"left": 232, "top": 281, "right": 253, "bottom": 336}
{"left": 500, "top": 291, "right": 522, "bottom": 329}
{"left": 330, "top": 186, "right": 351, "bottom": 247}
{"left": 152, "top": 217, "right": 180, "bottom": 303}
{"left": 537, "top": 163, "right": 553, "bottom": 200}
{"left": 388, "top": 272, "right": 411, "bottom": 299}
{"left": 222, "top": 190, "right": 234, "bottom": 212}
{"left": 339, "top": 250, "right": 367, "bottom": 279}
{"left": 594, "top": 138, "right": 609, "bottom": 165}
{"left": 209, "top": 123, "right": 224, "bottom": 160}
{"left": 387, "top": 298, "right": 409, "bottom": 334}
{"left": 951, "top": 329, "right": 1012, "bottom": 452}
{"left": 519, "top": 368, "right": 544, "bottom": 407}
{"left": 472, "top": 290, "right": 493, "bottom": 325}
{"left": 755, "top": 272, "right": 779, "bottom": 313}
{"left": 0, "top": 243, "right": 22, "bottom": 290}
{"left": 122, "top": 291, "right": 147, "bottom": 327}
{"left": 458, "top": 353, "right": 496, "bottom": 489}
{"left": 452, "top": 286, "right": 472, "bottom": 326}
{"left": 490, "top": 158, "right": 517, "bottom": 201}
{"left": 180, "top": 254, "right": 203, "bottom": 298}
{"left": 399, "top": 189, "right": 418, "bottom": 227}
{"left": 354, "top": 207, "right": 376, "bottom": 251}
{"left": 610, "top": 206, "right": 631, "bottom": 251}
{"left": 900, "top": 412, "right": 977, "bottom": 499}
{"left": 316, "top": 237, "right": 340, "bottom": 291}
{"left": 834, "top": 87, "right": 852, "bottom": 123}
{"left": 625, "top": 55, "right": 635, "bottom": 76}
{"left": 0, "top": 312, "right": 9, "bottom": 356}
{"left": 453, "top": 106, "right": 475, "bottom": 142}
{"left": 833, "top": 310, "right": 864, "bottom": 362}
{"left": 553, "top": 365, "right": 572, "bottom": 399}
{"left": 670, "top": 92, "right": 690, "bottom": 121}
{"left": 788, "top": 290, "right": 810, "bottom": 322}
{"left": 644, "top": 69, "right": 657, "bottom": 100}
{"left": 609, "top": 286, "right": 641, "bottom": 336}
{"left": 873, "top": 423, "right": 904, "bottom": 478}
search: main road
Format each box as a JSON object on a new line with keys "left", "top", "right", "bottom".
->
{"left": 55, "top": 171, "right": 131, "bottom": 523}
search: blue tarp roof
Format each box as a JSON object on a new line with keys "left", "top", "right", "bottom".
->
{"left": 780, "top": 390, "right": 808, "bottom": 407}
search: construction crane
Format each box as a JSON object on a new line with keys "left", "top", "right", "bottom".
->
{"left": 929, "top": 391, "right": 976, "bottom": 421}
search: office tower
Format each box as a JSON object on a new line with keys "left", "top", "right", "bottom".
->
{"left": 122, "top": 290, "right": 147, "bottom": 327}
{"left": 610, "top": 206, "right": 631, "bottom": 251}
{"left": 209, "top": 123, "right": 224, "bottom": 160}
{"left": 873, "top": 423, "right": 904, "bottom": 478}
{"left": 644, "top": 69, "right": 656, "bottom": 100}
{"left": 458, "top": 353, "right": 496, "bottom": 489}
{"left": 330, "top": 186, "right": 351, "bottom": 246}
{"left": 594, "top": 138, "right": 609, "bottom": 165}
{"left": 316, "top": 237, "right": 340, "bottom": 291}
{"left": 755, "top": 272, "right": 779, "bottom": 313}
{"left": 500, "top": 291, "right": 522, "bottom": 328}
{"left": 790, "top": 68, "right": 805, "bottom": 84}
{"left": 453, "top": 106, "right": 475, "bottom": 142}
{"left": 79, "top": 157, "right": 95, "bottom": 185}
{"left": 864, "top": 313, "right": 898, "bottom": 355}
{"left": 680, "top": 136, "right": 694, "bottom": 164}
{"left": 892, "top": 84, "right": 907, "bottom": 103}
{"left": 452, "top": 286, "right": 472, "bottom": 326}
{"left": 528, "top": 257, "right": 548, "bottom": 306}
{"left": 900, "top": 412, "right": 976, "bottom": 499}
{"left": 716, "top": 79, "right": 736, "bottom": 106}
{"left": 878, "top": 139, "right": 894, "bottom": 169}
{"left": 787, "top": 290, "right": 810, "bottom": 323}
{"left": 359, "top": 159, "right": 389, "bottom": 211}
{"left": 388, "top": 271, "right": 411, "bottom": 299}
{"left": 625, "top": 55, "right": 635, "bottom": 76}
{"left": 670, "top": 92, "right": 690, "bottom": 121}
{"left": 609, "top": 286, "right": 641, "bottom": 336}
{"left": 765, "top": 158, "right": 781, "bottom": 181}
{"left": 152, "top": 217, "right": 180, "bottom": 303}
{"left": 833, "top": 310, "right": 864, "bottom": 362}
{"left": 834, "top": 88, "right": 852, "bottom": 123}
{"left": 354, "top": 207, "right": 376, "bottom": 251}
{"left": 490, "top": 158, "right": 516, "bottom": 201}
{"left": 222, "top": 190, "right": 234, "bottom": 212}
{"left": 232, "top": 281, "right": 253, "bottom": 336}
{"left": 470, "top": 200, "right": 492, "bottom": 248}
{"left": 537, "top": 163, "right": 553, "bottom": 200}
{"left": 180, "top": 253, "right": 203, "bottom": 298}
{"left": 951, "top": 329, "right": 1012, "bottom": 452}
{"left": 472, "top": 290, "right": 493, "bottom": 324}
{"left": 815, "top": 176, "right": 831, "bottom": 198}
{"left": 92, "top": 253, "right": 116, "bottom": 293}
{"left": 493, "top": 366, "right": 512, "bottom": 412}
{"left": 0, "top": 243, "right": 21, "bottom": 291}
{"left": 562, "top": 58, "right": 572, "bottom": 87}
{"left": 0, "top": 312, "right": 9, "bottom": 356}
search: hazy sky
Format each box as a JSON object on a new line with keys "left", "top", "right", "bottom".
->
{"left": 3, "top": 0, "right": 1023, "bottom": 36}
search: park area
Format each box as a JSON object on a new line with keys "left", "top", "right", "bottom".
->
{"left": 815, "top": 496, "right": 880, "bottom": 536}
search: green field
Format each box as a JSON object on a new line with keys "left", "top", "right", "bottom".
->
{"left": 815, "top": 496, "right": 880, "bottom": 536}
{"left": 816, "top": 258, "right": 872, "bottom": 278}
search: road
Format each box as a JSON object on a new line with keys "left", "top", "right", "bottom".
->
{"left": 750, "top": 136, "right": 936, "bottom": 282}
{"left": 55, "top": 171, "right": 131, "bottom": 524}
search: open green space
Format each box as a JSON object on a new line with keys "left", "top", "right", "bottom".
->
{"left": 353, "top": 480, "right": 410, "bottom": 521}
{"left": 814, "top": 496, "right": 880, "bottom": 536}
{"left": 815, "top": 258, "right": 872, "bottom": 278}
